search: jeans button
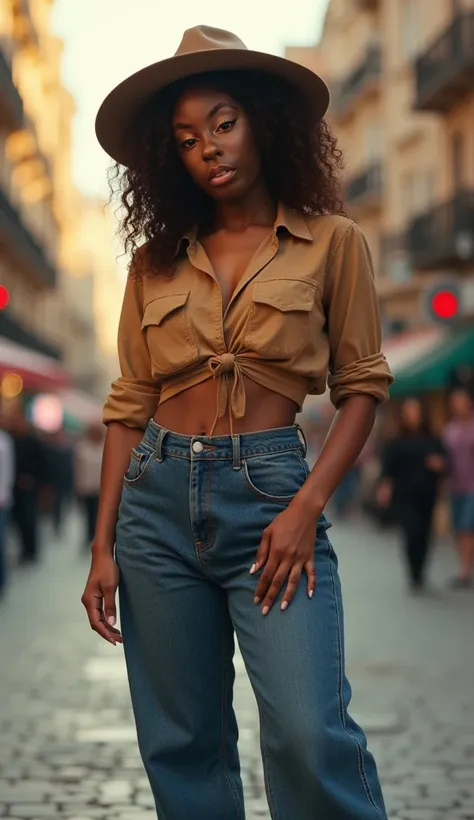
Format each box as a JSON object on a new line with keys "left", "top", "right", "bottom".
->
{"left": 192, "top": 440, "right": 204, "bottom": 454}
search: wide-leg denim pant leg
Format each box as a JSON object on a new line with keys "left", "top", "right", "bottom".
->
{"left": 116, "top": 422, "right": 387, "bottom": 820}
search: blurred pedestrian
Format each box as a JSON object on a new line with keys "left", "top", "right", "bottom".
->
{"left": 0, "top": 418, "right": 15, "bottom": 597}
{"left": 443, "top": 388, "right": 474, "bottom": 589}
{"left": 46, "top": 429, "right": 75, "bottom": 538}
{"left": 82, "top": 26, "right": 392, "bottom": 819}
{"left": 9, "top": 409, "right": 46, "bottom": 565}
{"left": 377, "top": 398, "right": 446, "bottom": 592}
{"left": 75, "top": 425, "right": 103, "bottom": 549}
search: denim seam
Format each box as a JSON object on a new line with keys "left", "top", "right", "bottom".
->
{"left": 255, "top": 699, "right": 279, "bottom": 820}
{"left": 201, "top": 461, "right": 215, "bottom": 552}
{"left": 296, "top": 451, "right": 311, "bottom": 476}
{"left": 328, "top": 557, "right": 385, "bottom": 818}
{"left": 220, "top": 617, "right": 245, "bottom": 820}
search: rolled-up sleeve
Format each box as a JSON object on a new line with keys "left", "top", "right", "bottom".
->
{"left": 102, "top": 272, "right": 161, "bottom": 429}
{"left": 323, "top": 221, "right": 393, "bottom": 407}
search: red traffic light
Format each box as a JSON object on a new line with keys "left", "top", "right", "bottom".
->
{"left": 431, "top": 289, "right": 459, "bottom": 320}
{"left": 0, "top": 286, "right": 9, "bottom": 310}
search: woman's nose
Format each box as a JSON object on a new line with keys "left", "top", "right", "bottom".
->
{"left": 201, "top": 136, "right": 221, "bottom": 160}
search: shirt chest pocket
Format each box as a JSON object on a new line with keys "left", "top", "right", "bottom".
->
{"left": 246, "top": 278, "right": 318, "bottom": 359}
{"left": 141, "top": 290, "right": 199, "bottom": 374}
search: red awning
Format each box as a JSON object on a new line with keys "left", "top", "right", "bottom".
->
{"left": 0, "top": 335, "right": 70, "bottom": 390}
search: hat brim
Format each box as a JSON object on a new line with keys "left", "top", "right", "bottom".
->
{"left": 95, "top": 48, "right": 330, "bottom": 168}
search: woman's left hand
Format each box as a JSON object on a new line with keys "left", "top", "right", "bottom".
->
{"left": 251, "top": 502, "right": 318, "bottom": 615}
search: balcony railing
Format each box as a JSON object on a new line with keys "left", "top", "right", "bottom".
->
{"left": 407, "top": 190, "right": 474, "bottom": 270}
{"left": 346, "top": 162, "right": 383, "bottom": 208}
{"left": 331, "top": 46, "right": 381, "bottom": 120}
{"left": 414, "top": 12, "right": 474, "bottom": 112}
{"left": 0, "top": 308, "right": 61, "bottom": 361}
{"left": 0, "top": 46, "right": 24, "bottom": 130}
{"left": 0, "top": 186, "right": 57, "bottom": 288}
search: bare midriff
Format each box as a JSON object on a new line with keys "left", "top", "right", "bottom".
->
{"left": 154, "top": 375, "right": 298, "bottom": 436}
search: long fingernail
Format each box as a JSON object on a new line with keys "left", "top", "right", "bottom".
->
{"left": 281, "top": 601, "right": 288, "bottom": 611}
{"left": 262, "top": 606, "right": 269, "bottom": 616}
{"left": 108, "top": 616, "right": 116, "bottom": 626}
{"left": 308, "top": 590, "right": 314, "bottom": 599}
{"left": 254, "top": 596, "right": 260, "bottom": 605}
{"left": 250, "top": 563, "right": 256, "bottom": 575}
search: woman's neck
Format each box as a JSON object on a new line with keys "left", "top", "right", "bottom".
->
{"left": 212, "top": 182, "right": 276, "bottom": 233}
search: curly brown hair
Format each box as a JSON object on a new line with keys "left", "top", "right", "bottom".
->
{"left": 108, "top": 69, "right": 345, "bottom": 276}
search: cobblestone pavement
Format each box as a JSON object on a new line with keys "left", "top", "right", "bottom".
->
{"left": 0, "top": 512, "right": 473, "bottom": 820}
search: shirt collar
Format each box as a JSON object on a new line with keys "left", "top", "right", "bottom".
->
{"left": 274, "top": 201, "right": 313, "bottom": 242}
{"left": 174, "top": 201, "right": 312, "bottom": 258}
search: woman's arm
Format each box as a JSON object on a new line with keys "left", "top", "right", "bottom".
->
{"left": 294, "top": 395, "right": 376, "bottom": 516}
{"left": 82, "top": 266, "right": 161, "bottom": 645}
{"left": 251, "top": 222, "right": 393, "bottom": 614}
{"left": 91, "top": 422, "right": 143, "bottom": 554}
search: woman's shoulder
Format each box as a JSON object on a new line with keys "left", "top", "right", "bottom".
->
{"left": 302, "top": 213, "right": 364, "bottom": 249}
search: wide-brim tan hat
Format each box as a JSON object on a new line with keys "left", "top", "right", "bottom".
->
{"left": 95, "top": 25, "right": 330, "bottom": 169}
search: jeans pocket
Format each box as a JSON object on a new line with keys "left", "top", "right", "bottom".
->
{"left": 123, "top": 445, "right": 155, "bottom": 487}
{"left": 243, "top": 449, "right": 309, "bottom": 502}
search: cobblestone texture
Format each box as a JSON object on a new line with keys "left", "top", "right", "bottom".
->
{"left": 0, "top": 513, "right": 473, "bottom": 819}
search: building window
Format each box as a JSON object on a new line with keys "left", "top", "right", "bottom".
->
{"left": 451, "top": 133, "right": 464, "bottom": 192}
{"left": 422, "top": 170, "right": 436, "bottom": 209}
{"left": 364, "top": 119, "right": 383, "bottom": 162}
{"left": 400, "top": 0, "right": 419, "bottom": 60}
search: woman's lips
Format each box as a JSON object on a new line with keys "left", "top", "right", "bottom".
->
{"left": 208, "top": 168, "right": 236, "bottom": 186}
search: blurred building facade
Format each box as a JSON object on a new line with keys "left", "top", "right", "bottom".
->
{"left": 288, "top": 0, "right": 474, "bottom": 423}
{"left": 0, "top": 0, "right": 122, "bottom": 427}
{"left": 287, "top": 0, "right": 474, "bottom": 328}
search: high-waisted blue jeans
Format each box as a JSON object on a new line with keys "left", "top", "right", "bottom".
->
{"left": 116, "top": 421, "right": 387, "bottom": 820}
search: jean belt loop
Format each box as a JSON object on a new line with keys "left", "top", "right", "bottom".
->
{"left": 295, "top": 423, "right": 307, "bottom": 456}
{"left": 154, "top": 426, "right": 168, "bottom": 463}
{"left": 231, "top": 434, "right": 241, "bottom": 471}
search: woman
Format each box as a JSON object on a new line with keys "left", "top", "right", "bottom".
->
{"left": 82, "top": 26, "right": 392, "bottom": 819}
{"left": 377, "top": 398, "right": 446, "bottom": 592}
{"left": 443, "top": 388, "right": 474, "bottom": 588}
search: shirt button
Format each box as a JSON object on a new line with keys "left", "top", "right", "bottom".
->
{"left": 192, "top": 440, "right": 204, "bottom": 454}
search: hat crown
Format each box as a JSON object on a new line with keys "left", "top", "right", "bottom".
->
{"left": 175, "top": 25, "right": 248, "bottom": 57}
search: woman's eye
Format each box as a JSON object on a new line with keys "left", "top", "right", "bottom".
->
{"left": 180, "top": 138, "right": 197, "bottom": 150}
{"left": 217, "top": 119, "right": 236, "bottom": 133}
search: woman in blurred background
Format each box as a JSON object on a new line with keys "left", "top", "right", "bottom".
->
{"left": 443, "top": 388, "right": 474, "bottom": 589}
{"left": 81, "top": 25, "right": 392, "bottom": 819}
{"left": 377, "top": 397, "right": 446, "bottom": 592}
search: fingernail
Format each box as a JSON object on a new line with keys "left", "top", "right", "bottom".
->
{"left": 262, "top": 606, "right": 269, "bottom": 616}
{"left": 254, "top": 596, "right": 260, "bottom": 605}
{"left": 250, "top": 563, "right": 256, "bottom": 575}
{"left": 108, "top": 616, "right": 116, "bottom": 626}
{"left": 308, "top": 590, "right": 314, "bottom": 599}
{"left": 281, "top": 601, "right": 288, "bottom": 611}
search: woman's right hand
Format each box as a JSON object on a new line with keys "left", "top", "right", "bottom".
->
{"left": 81, "top": 550, "right": 123, "bottom": 646}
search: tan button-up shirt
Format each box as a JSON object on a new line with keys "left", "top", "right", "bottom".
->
{"left": 103, "top": 203, "right": 393, "bottom": 431}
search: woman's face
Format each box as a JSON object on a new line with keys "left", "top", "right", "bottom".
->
{"left": 401, "top": 398, "right": 423, "bottom": 431}
{"left": 172, "top": 85, "right": 263, "bottom": 201}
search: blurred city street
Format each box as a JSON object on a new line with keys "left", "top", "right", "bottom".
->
{"left": 0, "top": 514, "right": 473, "bottom": 820}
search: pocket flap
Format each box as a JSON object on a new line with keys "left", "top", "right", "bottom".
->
{"left": 142, "top": 291, "right": 190, "bottom": 328}
{"left": 252, "top": 279, "right": 316, "bottom": 312}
